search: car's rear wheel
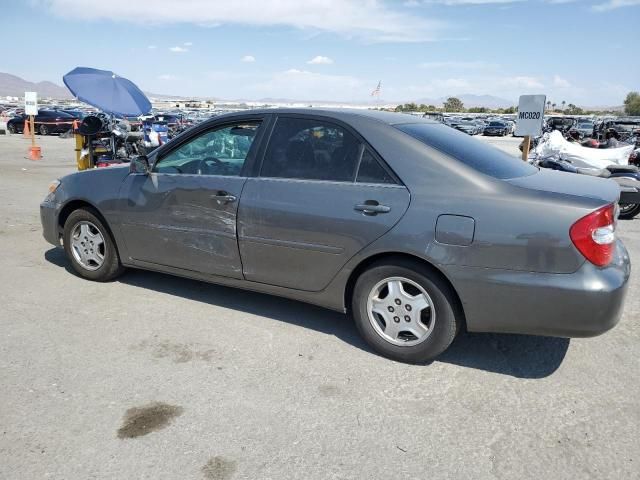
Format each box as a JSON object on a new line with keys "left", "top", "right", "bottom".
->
{"left": 618, "top": 203, "right": 640, "bottom": 220}
{"left": 352, "top": 260, "right": 460, "bottom": 363}
{"left": 39, "top": 124, "right": 48, "bottom": 135}
{"left": 63, "top": 208, "right": 124, "bottom": 281}
{"left": 7, "top": 123, "right": 16, "bottom": 134}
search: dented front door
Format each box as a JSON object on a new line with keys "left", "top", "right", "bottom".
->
{"left": 119, "top": 173, "right": 246, "bottom": 278}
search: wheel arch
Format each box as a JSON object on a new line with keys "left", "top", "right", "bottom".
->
{"left": 58, "top": 199, "right": 121, "bottom": 255}
{"left": 344, "top": 252, "right": 467, "bottom": 330}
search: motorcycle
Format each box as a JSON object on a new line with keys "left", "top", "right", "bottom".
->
{"left": 533, "top": 156, "right": 640, "bottom": 219}
{"left": 530, "top": 131, "right": 640, "bottom": 219}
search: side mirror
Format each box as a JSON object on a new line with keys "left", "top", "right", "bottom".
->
{"left": 130, "top": 155, "right": 149, "bottom": 174}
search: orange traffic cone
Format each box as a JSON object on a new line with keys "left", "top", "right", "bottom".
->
{"left": 72, "top": 119, "right": 79, "bottom": 132}
{"left": 29, "top": 146, "right": 42, "bottom": 160}
{"left": 23, "top": 119, "right": 30, "bottom": 137}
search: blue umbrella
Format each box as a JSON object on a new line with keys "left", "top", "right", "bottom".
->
{"left": 63, "top": 67, "right": 152, "bottom": 117}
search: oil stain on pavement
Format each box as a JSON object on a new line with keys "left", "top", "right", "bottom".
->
{"left": 201, "top": 456, "right": 237, "bottom": 480}
{"left": 117, "top": 402, "right": 184, "bottom": 439}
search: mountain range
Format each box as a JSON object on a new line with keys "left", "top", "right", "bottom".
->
{"left": 0, "top": 73, "right": 72, "bottom": 99}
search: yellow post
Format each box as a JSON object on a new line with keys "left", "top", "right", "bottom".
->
{"left": 521, "top": 135, "right": 531, "bottom": 162}
{"left": 30, "top": 115, "right": 35, "bottom": 146}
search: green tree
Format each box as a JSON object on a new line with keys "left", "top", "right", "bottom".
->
{"left": 546, "top": 100, "right": 551, "bottom": 112}
{"left": 561, "top": 100, "right": 566, "bottom": 112}
{"left": 624, "top": 92, "right": 640, "bottom": 116}
{"left": 443, "top": 97, "right": 464, "bottom": 112}
{"left": 467, "top": 107, "right": 488, "bottom": 113}
{"left": 565, "top": 103, "right": 584, "bottom": 115}
{"left": 503, "top": 106, "right": 517, "bottom": 114}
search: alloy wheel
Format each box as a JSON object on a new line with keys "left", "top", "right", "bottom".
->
{"left": 367, "top": 276, "right": 436, "bottom": 347}
{"left": 70, "top": 221, "right": 105, "bottom": 271}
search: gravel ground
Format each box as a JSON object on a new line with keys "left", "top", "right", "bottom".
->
{"left": 0, "top": 132, "right": 638, "bottom": 480}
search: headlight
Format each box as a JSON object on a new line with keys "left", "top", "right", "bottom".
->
{"left": 48, "top": 179, "right": 61, "bottom": 194}
{"left": 44, "top": 179, "right": 61, "bottom": 202}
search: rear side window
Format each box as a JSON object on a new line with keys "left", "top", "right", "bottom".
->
{"left": 261, "top": 117, "right": 360, "bottom": 182}
{"left": 357, "top": 149, "right": 396, "bottom": 184}
{"left": 397, "top": 123, "right": 536, "bottom": 179}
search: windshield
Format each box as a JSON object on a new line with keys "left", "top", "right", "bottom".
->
{"left": 397, "top": 123, "right": 537, "bottom": 179}
{"left": 578, "top": 123, "right": 593, "bottom": 129}
{"left": 489, "top": 122, "right": 504, "bottom": 127}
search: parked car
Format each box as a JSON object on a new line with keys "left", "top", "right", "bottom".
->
{"left": 59, "top": 109, "right": 86, "bottom": 120}
{"left": 453, "top": 120, "right": 481, "bottom": 135}
{"left": 546, "top": 116, "right": 576, "bottom": 134}
{"left": 40, "top": 109, "right": 630, "bottom": 363}
{"left": 503, "top": 120, "right": 516, "bottom": 135}
{"left": 595, "top": 118, "right": 640, "bottom": 145}
{"left": 7, "top": 110, "right": 75, "bottom": 135}
{"left": 569, "top": 121, "right": 595, "bottom": 139}
{"left": 483, "top": 121, "right": 510, "bottom": 136}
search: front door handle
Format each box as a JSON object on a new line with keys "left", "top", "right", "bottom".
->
{"left": 211, "top": 191, "right": 237, "bottom": 204}
{"left": 354, "top": 201, "right": 391, "bottom": 215}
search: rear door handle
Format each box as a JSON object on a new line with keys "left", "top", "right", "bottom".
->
{"left": 210, "top": 191, "right": 237, "bottom": 204}
{"left": 354, "top": 202, "right": 391, "bottom": 215}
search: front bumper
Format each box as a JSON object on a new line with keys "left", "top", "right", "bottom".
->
{"left": 443, "top": 240, "right": 630, "bottom": 337}
{"left": 40, "top": 200, "right": 62, "bottom": 246}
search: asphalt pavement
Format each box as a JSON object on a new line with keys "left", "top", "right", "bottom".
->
{"left": 1, "top": 132, "right": 638, "bottom": 480}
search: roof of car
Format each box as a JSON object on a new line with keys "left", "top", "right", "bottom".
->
{"left": 217, "top": 108, "right": 437, "bottom": 126}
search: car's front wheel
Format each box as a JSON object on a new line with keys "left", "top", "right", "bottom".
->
{"left": 39, "top": 124, "right": 49, "bottom": 135}
{"left": 7, "top": 123, "right": 16, "bottom": 134}
{"left": 63, "top": 208, "right": 124, "bottom": 281}
{"left": 352, "top": 260, "right": 461, "bottom": 363}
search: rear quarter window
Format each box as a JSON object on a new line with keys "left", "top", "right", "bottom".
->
{"left": 397, "top": 123, "right": 537, "bottom": 180}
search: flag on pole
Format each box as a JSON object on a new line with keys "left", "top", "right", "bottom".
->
{"left": 371, "top": 80, "right": 382, "bottom": 97}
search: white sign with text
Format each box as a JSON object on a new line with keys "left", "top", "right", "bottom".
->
{"left": 24, "top": 91, "right": 38, "bottom": 116}
{"left": 515, "top": 94, "right": 546, "bottom": 137}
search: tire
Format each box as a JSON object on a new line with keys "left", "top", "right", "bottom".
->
{"left": 351, "top": 260, "right": 461, "bottom": 363}
{"left": 7, "top": 123, "right": 16, "bottom": 134}
{"left": 39, "top": 124, "right": 49, "bottom": 135}
{"left": 63, "top": 208, "right": 124, "bottom": 281}
{"left": 618, "top": 203, "right": 640, "bottom": 220}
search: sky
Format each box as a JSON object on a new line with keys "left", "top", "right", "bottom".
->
{"left": 1, "top": 0, "right": 639, "bottom": 106}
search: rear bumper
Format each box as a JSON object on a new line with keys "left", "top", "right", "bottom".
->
{"left": 444, "top": 240, "right": 630, "bottom": 337}
{"left": 40, "top": 200, "right": 62, "bottom": 246}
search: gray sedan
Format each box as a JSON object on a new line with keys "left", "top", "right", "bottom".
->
{"left": 40, "top": 109, "right": 630, "bottom": 363}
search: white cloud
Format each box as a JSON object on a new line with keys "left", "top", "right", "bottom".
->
{"left": 157, "top": 74, "right": 177, "bottom": 80}
{"left": 241, "top": 55, "right": 256, "bottom": 62}
{"left": 553, "top": 75, "right": 571, "bottom": 88}
{"left": 39, "top": 0, "right": 448, "bottom": 43}
{"left": 592, "top": 0, "right": 640, "bottom": 10}
{"left": 169, "top": 46, "right": 188, "bottom": 53}
{"left": 147, "top": 45, "right": 157, "bottom": 49}
{"left": 183, "top": 41, "right": 193, "bottom": 46}
{"left": 307, "top": 55, "right": 334, "bottom": 65}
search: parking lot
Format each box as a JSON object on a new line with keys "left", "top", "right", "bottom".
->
{"left": 1, "top": 133, "right": 639, "bottom": 479}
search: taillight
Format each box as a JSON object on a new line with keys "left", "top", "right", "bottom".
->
{"left": 570, "top": 204, "right": 616, "bottom": 267}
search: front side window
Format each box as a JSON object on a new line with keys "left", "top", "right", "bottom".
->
{"left": 154, "top": 121, "right": 261, "bottom": 176}
{"left": 261, "top": 117, "right": 361, "bottom": 182}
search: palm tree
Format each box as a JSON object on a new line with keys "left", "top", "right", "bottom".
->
{"left": 561, "top": 100, "right": 566, "bottom": 112}
{"left": 552, "top": 103, "right": 557, "bottom": 112}
{"left": 546, "top": 100, "right": 551, "bottom": 112}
